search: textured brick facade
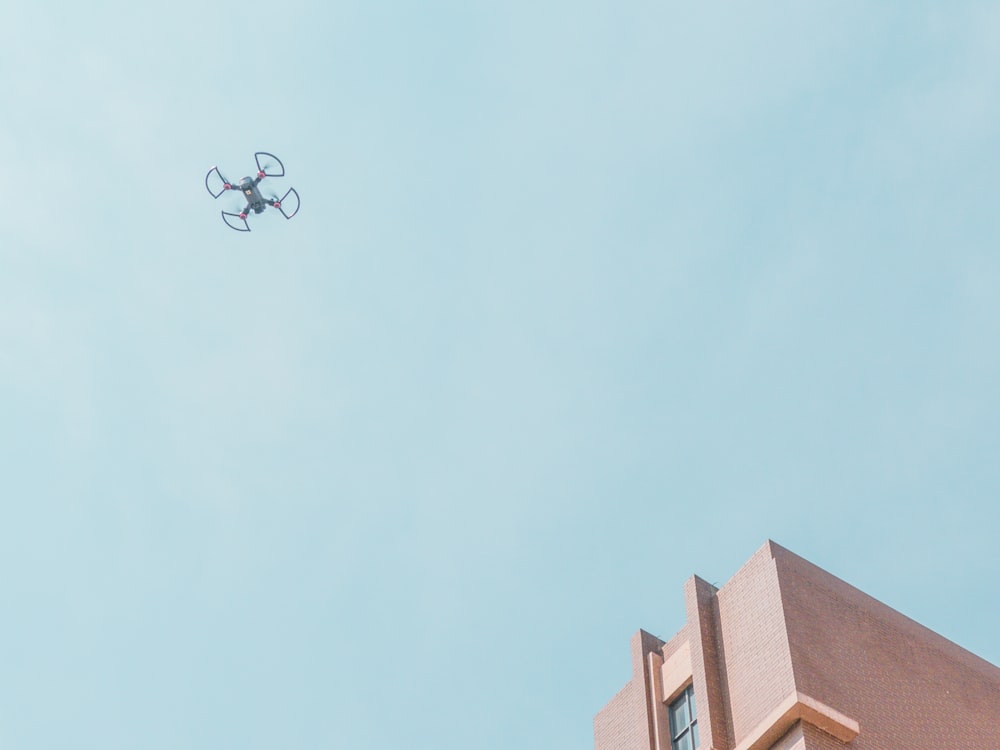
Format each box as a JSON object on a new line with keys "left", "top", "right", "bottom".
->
{"left": 593, "top": 541, "right": 1000, "bottom": 750}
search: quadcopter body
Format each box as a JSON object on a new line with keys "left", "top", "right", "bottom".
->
{"left": 205, "top": 151, "right": 300, "bottom": 232}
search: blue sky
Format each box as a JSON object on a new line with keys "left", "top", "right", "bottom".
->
{"left": 2, "top": 2, "right": 999, "bottom": 748}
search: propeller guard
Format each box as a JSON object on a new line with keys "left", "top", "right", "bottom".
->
{"left": 254, "top": 151, "right": 286, "bottom": 178}
{"left": 274, "top": 187, "right": 300, "bottom": 219}
{"left": 205, "top": 166, "right": 232, "bottom": 199}
{"left": 221, "top": 210, "right": 251, "bottom": 232}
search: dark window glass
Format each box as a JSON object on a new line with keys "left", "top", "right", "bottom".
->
{"left": 668, "top": 685, "right": 698, "bottom": 750}
{"left": 669, "top": 698, "right": 689, "bottom": 730}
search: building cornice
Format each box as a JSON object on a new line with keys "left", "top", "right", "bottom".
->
{"left": 732, "top": 691, "right": 860, "bottom": 750}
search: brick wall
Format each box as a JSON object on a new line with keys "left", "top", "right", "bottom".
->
{"left": 594, "top": 631, "right": 665, "bottom": 750}
{"left": 714, "top": 542, "right": 797, "bottom": 745}
{"left": 773, "top": 544, "right": 1000, "bottom": 749}
{"left": 594, "top": 681, "right": 649, "bottom": 750}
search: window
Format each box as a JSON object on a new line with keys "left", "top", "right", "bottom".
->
{"left": 668, "top": 684, "right": 699, "bottom": 750}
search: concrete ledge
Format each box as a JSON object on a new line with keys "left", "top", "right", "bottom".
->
{"left": 733, "top": 692, "right": 860, "bottom": 750}
{"left": 660, "top": 641, "right": 693, "bottom": 704}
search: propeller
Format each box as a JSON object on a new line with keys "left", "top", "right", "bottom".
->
{"left": 257, "top": 162, "right": 281, "bottom": 181}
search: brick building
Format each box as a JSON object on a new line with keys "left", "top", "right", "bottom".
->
{"left": 594, "top": 541, "right": 1000, "bottom": 750}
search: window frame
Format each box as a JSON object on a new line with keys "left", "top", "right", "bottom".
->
{"left": 667, "top": 683, "right": 699, "bottom": 750}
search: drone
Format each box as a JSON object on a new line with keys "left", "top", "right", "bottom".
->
{"left": 205, "top": 151, "right": 300, "bottom": 232}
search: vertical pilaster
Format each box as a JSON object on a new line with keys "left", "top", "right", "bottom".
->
{"left": 647, "top": 649, "right": 672, "bottom": 750}
{"left": 632, "top": 629, "right": 667, "bottom": 750}
{"left": 684, "top": 576, "right": 732, "bottom": 750}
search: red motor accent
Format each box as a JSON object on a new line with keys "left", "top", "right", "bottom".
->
{"left": 273, "top": 201, "right": 281, "bottom": 208}
{"left": 223, "top": 183, "right": 231, "bottom": 190}
{"left": 258, "top": 171, "right": 266, "bottom": 179}
{"left": 239, "top": 213, "right": 247, "bottom": 220}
